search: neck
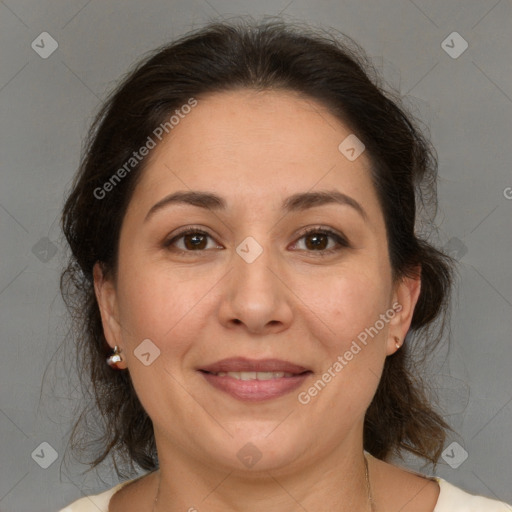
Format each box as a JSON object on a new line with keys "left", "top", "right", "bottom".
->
{"left": 151, "top": 438, "right": 374, "bottom": 512}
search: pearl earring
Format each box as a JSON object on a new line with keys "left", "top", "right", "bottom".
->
{"left": 394, "top": 336, "right": 401, "bottom": 350}
{"left": 106, "top": 346, "right": 123, "bottom": 369}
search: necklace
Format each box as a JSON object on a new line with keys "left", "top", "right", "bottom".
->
{"left": 365, "top": 452, "right": 377, "bottom": 511}
{"left": 152, "top": 452, "right": 375, "bottom": 511}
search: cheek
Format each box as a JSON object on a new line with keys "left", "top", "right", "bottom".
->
{"left": 310, "top": 265, "right": 392, "bottom": 350}
{"left": 300, "top": 271, "right": 391, "bottom": 427}
{"left": 115, "top": 261, "right": 213, "bottom": 355}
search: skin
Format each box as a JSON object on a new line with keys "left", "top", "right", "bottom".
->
{"left": 94, "top": 89, "right": 440, "bottom": 511}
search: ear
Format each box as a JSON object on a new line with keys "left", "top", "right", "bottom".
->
{"left": 386, "top": 266, "right": 422, "bottom": 356}
{"left": 93, "top": 261, "right": 127, "bottom": 369}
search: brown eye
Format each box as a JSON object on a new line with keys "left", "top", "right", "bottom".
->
{"left": 293, "top": 228, "right": 349, "bottom": 254}
{"left": 182, "top": 232, "right": 208, "bottom": 250}
{"left": 304, "top": 232, "right": 329, "bottom": 250}
{"left": 164, "top": 228, "right": 221, "bottom": 253}
{"left": 164, "top": 226, "right": 349, "bottom": 256}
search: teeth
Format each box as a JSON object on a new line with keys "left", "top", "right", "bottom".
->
{"left": 212, "top": 371, "right": 295, "bottom": 380}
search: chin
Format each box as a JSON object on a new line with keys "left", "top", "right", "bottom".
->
{"left": 200, "top": 427, "right": 307, "bottom": 474}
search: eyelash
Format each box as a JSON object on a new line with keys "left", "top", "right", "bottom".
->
{"left": 163, "top": 226, "right": 350, "bottom": 256}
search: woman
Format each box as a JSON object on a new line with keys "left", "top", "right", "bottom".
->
{"left": 58, "top": 19, "right": 511, "bottom": 512}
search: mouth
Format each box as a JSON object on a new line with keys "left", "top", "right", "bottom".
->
{"left": 200, "top": 370, "right": 302, "bottom": 380}
{"left": 198, "top": 358, "right": 313, "bottom": 402}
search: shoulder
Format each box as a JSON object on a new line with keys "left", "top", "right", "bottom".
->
{"left": 434, "top": 477, "right": 512, "bottom": 512}
{"left": 366, "top": 452, "right": 510, "bottom": 512}
{"left": 58, "top": 479, "right": 137, "bottom": 512}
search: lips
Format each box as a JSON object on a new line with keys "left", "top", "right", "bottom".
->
{"left": 199, "top": 357, "right": 310, "bottom": 374}
{"left": 198, "top": 358, "right": 312, "bottom": 402}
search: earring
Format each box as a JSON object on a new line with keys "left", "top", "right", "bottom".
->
{"left": 394, "top": 336, "right": 401, "bottom": 350}
{"left": 107, "top": 346, "right": 123, "bottom": 369}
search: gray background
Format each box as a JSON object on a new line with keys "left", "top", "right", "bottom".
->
{"left": 1, "top": 1, "right": 511, "bottom": 510}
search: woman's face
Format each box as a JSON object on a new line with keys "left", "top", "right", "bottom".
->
{"left": 95, "top": 89, "right": 420, "bottom": 473}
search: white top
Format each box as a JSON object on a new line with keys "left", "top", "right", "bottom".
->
{"left": 59, "top": 474, "right": 512, "bottom": 511}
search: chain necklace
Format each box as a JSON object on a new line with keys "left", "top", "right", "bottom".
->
{"left": 152, "top": 452, "right": 375, "bottom": 511}
{"left": 365, "top": 452, "right": 377, "bottom": 511}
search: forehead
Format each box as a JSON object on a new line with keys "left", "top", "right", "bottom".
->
{"left": 130, "top": 89, "right": 381, "bottom": 221}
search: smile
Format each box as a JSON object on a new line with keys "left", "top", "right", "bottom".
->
{"left": 199, "top": 369, "right": 312, "bottom": 402}
{"left": 206, "top": 371, "right": 296, "bottom": 380}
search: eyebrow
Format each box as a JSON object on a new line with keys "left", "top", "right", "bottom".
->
{"left": 144, "top": 189, "right": 367, "bottom": 223}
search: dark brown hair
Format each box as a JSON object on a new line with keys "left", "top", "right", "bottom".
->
{"left": 60, "top": 17, "right": 455, "bottom": 477}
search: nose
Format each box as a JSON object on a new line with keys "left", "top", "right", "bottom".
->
{"left": 217, "top": 240, "right": 294, "bottom": 335}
